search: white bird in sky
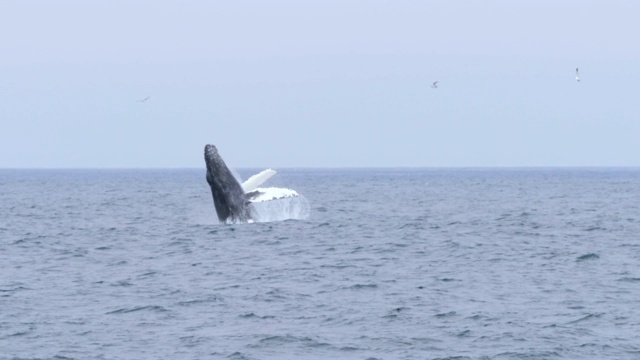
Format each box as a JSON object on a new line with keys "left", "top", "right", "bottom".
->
{"left": 431, "top": 81, "right": 438, "bottom": 89}
{"left": 575, "top": 68, "right": 580, "bottom": 82}
{"left": 137, "top": 96, "right": 150, "bottom": 103}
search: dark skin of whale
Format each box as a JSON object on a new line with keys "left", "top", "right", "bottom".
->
{"left": 204, "top": 144, "right": 252, "bottom": 223}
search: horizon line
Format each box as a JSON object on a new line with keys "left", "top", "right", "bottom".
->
{"left": 1, "top": 165, "right": 640, "bottom": 171}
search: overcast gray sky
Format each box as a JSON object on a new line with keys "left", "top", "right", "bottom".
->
{"left": 1, "top": 0, "right": 639, "bottom": 168}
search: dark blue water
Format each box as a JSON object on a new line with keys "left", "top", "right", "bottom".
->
{"left": 1, "top": 168, "right": 640, "bottom": 360}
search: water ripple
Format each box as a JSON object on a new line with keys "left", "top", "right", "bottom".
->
{"left": 1, "top": 169, "right": 640, "bottom": 360}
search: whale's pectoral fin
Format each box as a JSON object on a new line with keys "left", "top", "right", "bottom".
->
{"left": 242, "top": 169, "right": 277, "bottom": 192}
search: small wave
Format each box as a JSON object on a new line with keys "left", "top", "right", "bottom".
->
{"left": 383, "top": 307, "right": 410, "bottom": 319}
{"left": 435, "top": 311, "right": 457, "bottom": 318}
{"left": 576, "top": 253, "right": 600, "bottom": 262}
{"left": 7, "top": 330, "right": 30, "bottom": 337}
{"left": 176, "top": 296, "right": 223, "bottom": 306}
{"left": 320, "top": 264, "right": 356, "bottom": 269}
{"left": 495, "top": 352, "right": 561, "bottom": 359}
{"left": 339, "top": 346, "right": 361, "bottom": 351}
{"left": 239, "top": 312, "right": 275, "bottom": 319}
{"left": 399, "top": 221, "right": 426, "bottom": 230}
{"left": 584, "top": 226, "right": 606, "bottom": 232}
{"left": 227, "top": 351, "right": 258, "bottom": 360}
{"left": 106, "top": 305, "right": 168, "bottom": 314}
{"left": 10, "top": 356, "right": 78, "bottom": 360}
{"left": 566, "top": 313, "right": 603, "bottom": 324}
{"left": 252, "top": 334, "right": 331, "bottom": 349}
{"left": 137, "top": 271, "right": 158, "bottom": 278}
{"left": 348, "top": 284, "right": 378, "bottom": 290}
{"left": 390, "top": 307, "right": 409, "bottom": 312}
{"left": 0, "top": 286, "right": 29, "bottom": 293}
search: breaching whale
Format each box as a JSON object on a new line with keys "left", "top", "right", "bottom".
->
{"left": 204, "top": 144, "right": 300, "bottom": 223}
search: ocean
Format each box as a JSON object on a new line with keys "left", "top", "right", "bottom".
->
{"left": 1, "top": 168, "right": 639, "bottom": 360}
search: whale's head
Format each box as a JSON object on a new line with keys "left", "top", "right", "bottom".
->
{"left": 204, "top": 144, "right": 250, "bottom": 223}
{"left": 204, "top": 144, "right": 221, "bottom": 183}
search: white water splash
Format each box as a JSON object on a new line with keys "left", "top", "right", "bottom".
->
{"left": 249, "top": 187, "right": 299, "bottom": 203}
{"left": 250, "top": 193, "right": 310, "bottom": 222}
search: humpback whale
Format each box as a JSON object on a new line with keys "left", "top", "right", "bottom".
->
{"left": 204, "top": 144, "right": 300, "bottom": 223}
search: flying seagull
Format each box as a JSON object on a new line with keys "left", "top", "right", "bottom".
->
{"left": 575, "top": 68, "right": 580, "bottom": 82}
{"left": 431, "top": 81, "right": 438, "bottom": 89}
{"left": 137, "top": 96, "right": 150, "bottom": 103}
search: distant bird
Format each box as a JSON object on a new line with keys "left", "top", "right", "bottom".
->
{"left": 137, "top": 96, "right": 150, "bottom": 103}
{"left": 431, "top": 81, "right": 438, "bottom": 89}
{"left": 575, "top": 68, "right": 580, "bottom": 82}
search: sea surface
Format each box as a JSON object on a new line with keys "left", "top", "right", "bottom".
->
{"left": 1, "top": 168, "right": 640, "bottom": 360}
